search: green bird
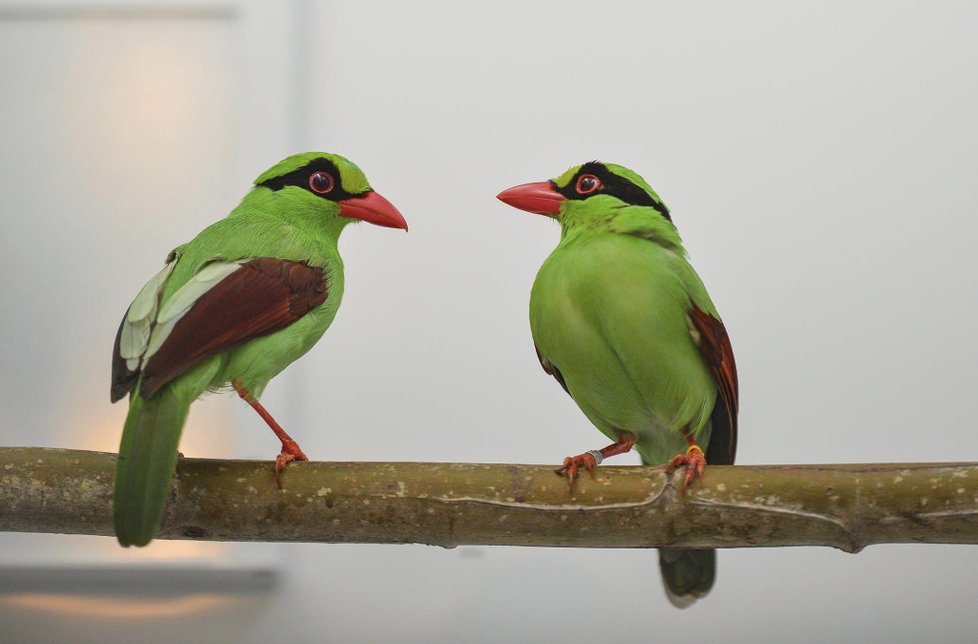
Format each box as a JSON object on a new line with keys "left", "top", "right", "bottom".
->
{"left": 497, "top": 161, "right": 737, "bottom": 607}
{"left": 110, "top": 152, "right": 407, "bottom": 547}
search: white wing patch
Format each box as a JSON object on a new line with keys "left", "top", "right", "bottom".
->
{"left": 118, "top": 255, "right": 246, "bottom": 375}
{"left": 120, "top": 260, "right": 177, "bottom": 371}
{"left": 142, "top": 260, "right": 245, "bottom": 362}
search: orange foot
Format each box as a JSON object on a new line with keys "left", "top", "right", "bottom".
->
{"left": 666, "top": 444, "right": 707, "bottom": 491}
{"left": 554, "top": 434, "right": 637, "bottom": 493}
{"left": 274, "top": 439, "right": 308, "bottom": 489}
{"left": 554, "top": 451, "right": 601, "bottom": 492}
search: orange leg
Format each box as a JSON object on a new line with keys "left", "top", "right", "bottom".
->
{"left": 665, "top": 428, "right": 707, "bottom": 491}
{"left": 555, "top": 433, "right": 637, "bottom": 492}
{"left": 232, "top": 379, "right": 308, "bottom": 488}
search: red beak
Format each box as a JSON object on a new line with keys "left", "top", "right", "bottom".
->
{"left": 496, "top": 181, "right": 565, "bottom": 216}
{"left": 339, "top": 190, "right": 408, "bottom": 231}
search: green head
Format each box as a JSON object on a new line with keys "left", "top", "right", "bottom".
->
{"left": 244, "top": 151, "right": 408, "bottom": 231}
{"left": 496, "top": 161, "right": 672, "bottom": 229}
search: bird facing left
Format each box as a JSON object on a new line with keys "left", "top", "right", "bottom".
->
{"left": 110, "top": 152, "right": 408, "bottom": 547}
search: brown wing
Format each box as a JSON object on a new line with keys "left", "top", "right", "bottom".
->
{"left": 689, "top": 305, "right": 738, "bottom": 465}
{"left": 138, "top": 258, "right": 328, "bottom": 398}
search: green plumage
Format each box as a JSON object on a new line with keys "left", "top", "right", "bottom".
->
{"left": 112, "top": 152, "right": 403, "bottom": 546}
{"left": 657, "top": 547, "right": 716, "bottom": 608}
{"left": 504, "top": 161, "right": 737, "bottom": 607}
{"left": 114, "top": 388, "right": 189, "bottom": 546}
{"left": 530, "top": 221, "right": 719, "bottom": 462}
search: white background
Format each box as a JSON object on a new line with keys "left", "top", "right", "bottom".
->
{"left": 1, "top": 1, "right": 977, "bottom": 642}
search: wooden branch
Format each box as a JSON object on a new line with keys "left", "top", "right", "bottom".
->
{"left": 1, "top": 447, "right": 976, "bottom": 552}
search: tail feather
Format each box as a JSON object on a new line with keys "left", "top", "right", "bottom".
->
{"left": 658, "top": 548, "right": 716, "bottom": 608}
{"left": 113, "top": 388, "right": 189, "bottom": 547}
{"left": 641, "top": 454, "right": 720, "bottom": 607}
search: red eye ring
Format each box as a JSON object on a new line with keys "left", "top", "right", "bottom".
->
{"left": 309, "top": 171, "right": 335, "bottom": 194}
{"left": 575, "top": 174, "right": 601, "bottom": 195}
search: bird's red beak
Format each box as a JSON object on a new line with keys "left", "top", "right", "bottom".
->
{"left": 339, "top": 191, "right": 409, "bottom": 231}
{"left": 496, "top": 181, "right": 565, "bottom": 216}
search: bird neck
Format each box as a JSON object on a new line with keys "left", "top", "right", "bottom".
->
{"left": 233, "top": 188, "right": 352, "bottom": 246}
{"left": 559, "top": 204, "right": 685, "bottom": 252}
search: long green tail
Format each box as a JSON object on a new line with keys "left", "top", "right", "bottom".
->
{"left": 113, "top": 387, "right": 189, "bottom": 547}
{"left": 658, "top": 549, "right": 716, "bottom": 608}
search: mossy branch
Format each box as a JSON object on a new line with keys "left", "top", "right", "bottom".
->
{"left": 1, "top": 447, "right": 976, "bottom": 552}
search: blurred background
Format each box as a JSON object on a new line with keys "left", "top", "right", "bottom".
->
{"left": 1, "top": 0, "right": 977, "bottom": 641}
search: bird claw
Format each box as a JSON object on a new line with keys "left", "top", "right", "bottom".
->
{"left": 666, "top": 445, "right": 706, "bottom": 492}
{"left": 274, "top": 440, "right": 308, "bottom": 489}
{"left": 554, "top": 452, "right": 598, "bottom": 493}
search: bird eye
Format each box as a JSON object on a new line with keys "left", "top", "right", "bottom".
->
{"left": 575, "top": 174, "right": 601, "bottom": 195}
{"left": 309, "top": 171, "right": 335, "bottom": 194}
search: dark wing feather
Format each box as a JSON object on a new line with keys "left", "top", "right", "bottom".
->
{"left": 689, "top": 306, "right": 738, "bottom": 465}
{"left": 535, "top": 344, "right": 570, "bottom": 395}
{"left": 111, "top": 307, "right": 140, "bottom": 403}
{"left": 139, "top": 258, "right": 328, "bottom": 398}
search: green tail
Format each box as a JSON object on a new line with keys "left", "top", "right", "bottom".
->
{"left": 640, "top": 455, "right": 719, "bottom": 607}
{"left": 658, "top": 549, "right": 716, "bottom": 608}
{"left": 113, "top": 387, "right": 189, "bottom": 547}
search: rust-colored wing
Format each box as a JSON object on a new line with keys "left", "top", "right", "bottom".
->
{"left": 689, "top": 306, "right": 738, "bottom": 465}
{"left": 138, "top": 258, "right": 328, "bottom": 398}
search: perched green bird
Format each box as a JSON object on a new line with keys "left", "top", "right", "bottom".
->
{"left": 497, "top": 161, "right": 738, "bottom": 607}
{"left": 110, "top": 152, "right": 407, "bottom": 547}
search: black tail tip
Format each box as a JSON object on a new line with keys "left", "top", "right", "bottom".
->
{"left": 659, "top": 548, "right": 716, "bottom": 608}
{"left": 115, "top": 526, "right": 153, "bottom": 548}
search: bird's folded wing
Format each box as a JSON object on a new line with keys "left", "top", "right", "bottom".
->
{"left": 113, "top": 257, "right": 328, "bottom": 401}
{"left": 688, "top": 305, "right": 738, "bottom": 464}
{"left": 111, "top": 256, "right": 178, "bottom": 402}
{"left": 535, "top": 345, "right": 570, "bottom": 395}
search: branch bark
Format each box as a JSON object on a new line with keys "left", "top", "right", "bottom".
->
{"left": 1, "top": 447, "right": 976, "bottom": 552}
